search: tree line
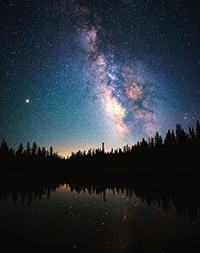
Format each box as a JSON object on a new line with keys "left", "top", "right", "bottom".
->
{"left": 0, "top": 140, "right": 63, "bottom": 173}
{"left": 0, "top": 140, "right": 60, "bottom": 160}
{"left": 70, "top": 121, "right": 200, "bottom": 156}
{"left": 1, "top": 120, "right": 200, "bottom": 172}
{"left": 68, "top": 120, "right": 200, "bottom": 170}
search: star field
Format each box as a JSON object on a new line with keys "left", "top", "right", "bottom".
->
{"left": 0, "top": 0, "right": 200, "bottom": 157}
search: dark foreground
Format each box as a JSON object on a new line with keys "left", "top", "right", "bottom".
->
{"left": 0, "top": 169, "right": 200, "bottom": 253}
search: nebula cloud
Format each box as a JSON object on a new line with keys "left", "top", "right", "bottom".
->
{"left": 122, "top": 66, "right": 157, "bottom": 136}
{"left": 126, "top": 82, "right": 142, "bottom": 101}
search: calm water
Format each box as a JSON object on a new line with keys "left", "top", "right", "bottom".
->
{"left": 0, "top": 180, "right": 200, "bottom": 252}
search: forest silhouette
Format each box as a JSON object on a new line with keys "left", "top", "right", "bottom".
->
{"left": 1, "top": 121, "right": 200, "bottom": 176}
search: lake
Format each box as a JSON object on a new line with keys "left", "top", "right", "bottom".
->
{"left": 0, "top": 175, "right": 200, "bottom": 252}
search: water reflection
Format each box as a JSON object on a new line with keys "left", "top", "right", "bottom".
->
{"left": 0, "top": 173, "right": 200, "bottom": 222}
{"left": 0, "top": 174, "right": 200, "bottom": 252}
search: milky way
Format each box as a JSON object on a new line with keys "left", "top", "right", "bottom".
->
{"left": 74, "top": 4, "right": 159, "bottom": 141}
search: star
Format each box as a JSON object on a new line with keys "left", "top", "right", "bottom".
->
{"left": 25, "top": 99, "right": 30, "bottom": 104}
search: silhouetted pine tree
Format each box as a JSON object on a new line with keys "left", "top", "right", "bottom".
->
{"left": 16, "top": 143, "right": 24, "bottom": 157}
{"left": 26, "top": 142, "right": 31, "bottom": 157}
{"left": 31, "top": 142, "right": 38, "bottom": 156}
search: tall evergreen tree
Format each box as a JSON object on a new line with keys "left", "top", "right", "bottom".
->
{"left": 16, "top": 143, "right": 24, "bottom": 157}
{"left": 31, "top": 142, "right": 38, "bottom": 156}
{"left": 26, "top": 142, "right": 31, "bottom": 157}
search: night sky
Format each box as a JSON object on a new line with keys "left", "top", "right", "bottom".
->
{"left": 0, "top": 0, "right": 200, "bottom": 157}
